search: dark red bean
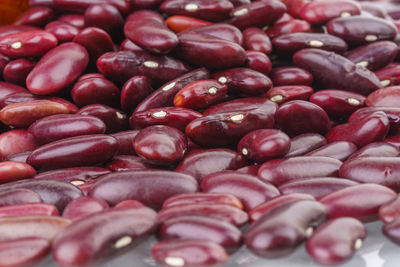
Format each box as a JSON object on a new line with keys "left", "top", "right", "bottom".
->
{"left": 53, "top": 205, "right": 158, "bottom": 266}
{"left": 120, "top": 76, "right": 153, "bottom": 114}
{"left": 58, "top": 14, "right": 85, "bottom": 29}
{"left": 366, "top": 86, "right": 400, "bottom": 108}
{"left": 269, "top": 67, "right": 313, "bottom": 86}
{"left": 114, "top": 200, "right": 145, "bottom": 209}
{"left": 0, "top": 92, "right": 42, "bottom": 108}
{"left": 110, "top": 130, "right": 139, "bottom": 155}
{"left": 258, "top": 156, "right": 342, "bottom": 186}
{"left": 181, "top": 23, "right": 243, "bottom": 45}
{"left": 375, "top": 62, "right": 400, "bottom": 87}
{"left": 349, "top": 107, "right": 400, "bottom": 134}
{"left": 242, "top": 27, "right": 272, "bottom": 54}
{"left": 0, "top": 54, "right": 10, "bottom": 80}
{"left": 62, "top": 196, "right": 109, "bottom": 220}
{"left": 266, "top": 19, "right": 312, "bottom": 39}
{"left": 0, "top": 203, "right": 58, "bottom": 217}
{"left": 45, "top": 21, "right": 79, "bottom": 43}
{"left": 319, "top": 183, "right": 397, "bottom": 222}
{"left": 236, "top": 164, "right": 259, "bottom": 176}
{"left": 6, "top": 151, "right": 32, "bottom": 164}
{"left": 106, "top": 155, "right": 153, "bottom": 172}
{"left": 281, "top": 0, "right": 310, "bottom": 18}
{"left": 244, "top": 200, "right": 326, "bottom": 258}
{"left": 165, "top": 15, "right": 213, "bottom": 33}
{"left": 53, "top": 0, "right": 132, "bottom": 15}
{"left": 13, "top": 7, "right": 55, "bottom": 27}
{"left": 379, "top": 196, "right": 400, "bottom": 224}
{"left": 305, "top": 141, "right": 358, "bottom": 161}
{"left": 163, "top": 193, "right": 243, "bottom": 210}
{"left": 286, "top": 133, "right": 327, "bottom": 157}
{"left": 85, "top": 4, "right": 124, "bottom": 39}
{"left": 347, "top": 142, "right": 399, "bottom": 160}
{"left": 203, "top": 97, "right": 277, "bottom": 115}
{"left": 0, "top": 25, "right": 39, "bottom": 38}
{"left": 0, "top": 161, "right": 36, "bottom": 184}
{"left": 0, "top": 129, "right": 37, "bottom": 160}
{"left": 88, "top": 170, "right": 198, "bottom": 209}
{"left": 360, "top": 2, "right": 388, "bottom": 18}
{"left": 0, "top": 188, "right": 41, "bottom": 207}
{"left": 265, "top": 85, "right": 313, "bottom": 105}
{"left": 245, "top": 51, "right": 272, "bottom": 75}
{"left": 3, "top": 59, "right": 35, "bottom": 86}
{"left": 306, "top": 218, "right": 366, "bottom": 265}
{"left": 131, "top": 0, "right": 163, "bottom": 9}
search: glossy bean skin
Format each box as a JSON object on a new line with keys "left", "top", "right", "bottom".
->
{"left": 6, "top": 151, "right": 32, "bottom": 164}
{"left": 285, "top": 133, "right": 327, "bottom": 157}
{"left": 258, "top": 156, "right": 342, "bottom": 186}
{"left": 0, "top": 25, "right": 39, "bottom": 38}
{"left": 34, "top": 167, "right": 110, "bottom": 185}
{"left": 163, "top": 193, "right": 243, "bottom": 210}
{"left": 266, "top": 19, "right": 312, "bottom": 39}
{"left": 110, "top": 130, "right": 139, "bottom": 155}
{"left": 0, "top": 92, "right": 42, "bottom": 108}
{"left": 347, "top": 142, "right": 399, "bottom": 160}
{"left": 327, "top": 16, "right": 398, "bottom": 46}
{"left": 319, "top": 183, "right": 397, "bottom": 222}
{"left": 158, "top": 216, "right": 242, "bottom": 252}
{"left": 121, "top": 76, "right": 153, "bottom": 114}
{"left": 249, "top": 193, "right": 315, "bottom": 222}
{"left": 379, "top": 196, "right": 400, "bottom": 224}
{"left": 165, "top": 15, "right": 212, "bottom": 33}
{"left": 375, "top": 62, "right": 400, "bottom": 87}
{"left": 306, "top": 218, "right": 366, "bottom": 265}
{"left": 158, "top": 204, "right": 248, "bottom": 226}
{"left": 84, "top": 4, "right": 124, "bottom": 39}
{"left": 202, "top": 97, "right": 277, "bottom": 115}
{"left": 181, "top": 23, "right": 243, "bottom": 45}
{"left": 293, "top": 48, "right": 382, "bottom": 96}
{"left": 201, "top": 171, "right": 280, "bottom": 211}
{"left": 106, "top": 155, "right": 153, "bottom": 172}
{"left": 45, "top": 21, "right": 79, "bottom": 43}
{"left": 53, "top": 0, "right": 132, "bottom": 15}
{"left": 305, "top": 141, "right": 358, "bottom": 161}
{"left": 133, "top": 125, "right": 187, "bottom": 166}
{"left": 88, "top": 170, "right": 198, "bottom": 209}
{"left": 53, "top": 206, "right": 158, "bottom": 267}
{"left": 273, "top": 33, "right": 348, "bottom": 54}
{"left": 0, "top": 189, "right": 41, "bottom": 207}
{"left": 269, "top": 67, "right": 313, "bottom": 86}
{"left": 326, "top": 111, "right": 390, "bottom": 147}
{"left": 366, "top": 86, "right": 400, "bottom": 108}
{"left": 265, "top": 85, "right": 313, "bottom": 105}
{"left": 58, "top": 14, "right": 85, "bottom": 29}
{"left": 152, "top": 240, "right": 229, "bottom": 267}
{"left": 62, "top": 196, "right": 109, "bottom": 220}
{"left": 125, "top": 10, "right": 178, "bottom": 54}
{"left": 349, "top": 107, "right": 400, "bottom": 134}
{"left": 244, "top": 200, "right": 326, "bottom": 258}
{"left": 27, "top": 42, "right": 89, "bottom": 95}
{"left": 382, "top": 217, "right": 400, "bottom": 245}
{"left": 0, "top": 129, "right": 37, "bottom": 160}
{"left": 28, "top": 114, "right": 106, "bottom": 144}
{"left": 14, "top": 7, "right": 55, "bottom": 27}
{"left": 242, "top": 27, "right": 272, "bottom": 54}
{"left": 131, "top": 0, "right": 163, "bottom": 9}
{"left": 0, "top": 54, "right": 10, "bottom": 80}
{"left": 346, "top": 41, "right": 398, "bottom": 71}
{"left": 0, "top": 161, "right": 36, "bottom": 184}
{"left": 0, "top": 203, "right": 59, "bottom": 217}
{"left": 3, "top": 59, "right": 35, "bottom": 86}
{"left": 245, "top": 51, "right": 272, "bottom": 75}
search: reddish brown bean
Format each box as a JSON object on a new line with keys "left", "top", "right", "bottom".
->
{"left": 84, "top": 4, "right": 124, "bottom": 39}
{"left": 266, "top": 19, "right": 312, "bottom": 39}
{"left": 245, "top": 51, "right": 272, "bottom": 75}
{"left": 106, "top": 155, "right": 152, "bottom": 172}
{"left": 0, "top": 25, "right": 39, "bottom": 38}
{"left": 178, "top": 23, "right": 243, "bottom": 45}
{"left": 242, "top": 27, "right": 272, "bottom": 54}
{"left": 0, "top": 189, "right": 41, "bottom": 207}
{"left": 286, "top": 133, "right": 327, "bottom": 157}
{"left": 265, "top": 85, "right": 314, "bottom": 105}
{"left": 58, "top": 14, "right": 85, "bottom": 29}
{"left": 0, "top": 203, "right": 58, "bottom": 217}
{"left": 45, "top": 21, "right": 79, "bottom": 43}
{"left": 3, "top": 59, "right": 35, "bottom": 86}
{"left": 202, "top": 97, "right": 277, "bottom": 116}
{"left": 269, "top": 67, "right": 313, "bottom": 86}
{"left": 110, "top": 130, "right": 139, "bottom": 155}
{"left": 34, "top": 167, "right": 110, "bottom": 186}
{"left": 0, "top": 161, "right": 36, "bottom": 184}
{"left": 121, "top": 76, "right": 153, "bottom": 114}
{"left": 350, "top": 108, "right": 400, "bottom": 132}
{"left": 0, "top": 129, "right": 37, "bottom": 160}
{"left": 163, "top": 193, "right": 243, "bottom": 210}
{"left": 366, "top": 86, "right": 400, "bottom": 108}
{"left": 347, "top": 142, "right": 399, "bottom": 160}
{"left": 53, "top": 0, "right": 132, "bottom": 15}
{"left": 165, "top": 15, "right": 212, "bottom": 33}
{"left": 14, "top": 7, "right": 54, "bottom": 27}
{"left": 305, "top": 141, "right": 358, "bottom": 161}
{"left": 62, "top": 196, "right": 109, "bottom": 220}
{"left": 375, "top": 62, "right": 400, "bottom": 87}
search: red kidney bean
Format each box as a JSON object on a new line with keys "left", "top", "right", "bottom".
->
{"left": 78, "top": 104, "right": 129, "bottom": 133}
{"left": 181, "top": 23, "right": 243, "bottom": 45}
{"left": 258, "top": 156, "right": 342, "bottom": 186}
{"left": 237, "top": 129, "right": 290, "bottom": 164}
{"left": 134, "top": 68, "right": 209, "bottom": 113}
{"left": 236, "top": 164, "right": 259, "bottom": 176}
{"left": 281, "top": 0, "right": 310, "bottom": 18}
{"left": 165, "top": 15, "right": 212, "bottom": 33}
{"left": 379, "top": 196, "right": 400, "bottom": 224}
{"left": 349, "top": 107, "right": 400, "bottom": 134}
{"left": 49, "top": 97, "right": 79, "bottom": 113}
{"left": 227, "top": 0, "right": 286, "bottom": 30}
{"left": 174, "top": 80, "right": 227, "bottom": 109}
{"left": 249, "top": 193, "right": 315, "bottom": 222}
{"left": 158, "top": 204, "right": 248, "bottom": 226}
{"left": 158, "top": 216, "right": 242, "bottom": 252}
{"left": 45, "top": 21, "right": 79, "bottom": 43}
{"left": 58, "top": 14, "right": 85, "bottom": 29}
{"left": 346, "top": 41, "right": 398, "bottom": 71}
{"left": 382, "top": 217, "right": 400, "bottom": 245}
{"left": 245, "top": 51, "right": 272, "bottom": 75}
{"left": 110, "top": 130, "right": 139, "bottom": 155}
{"left": 97, "top": 50, "right": 190, "bottom": 86}
{"left": 133, "top": 125, "right": 187, "bottom": 166}
{"left": 106, "top": 155, "right": 153, "bottom": 172}
{"left": 120, "top": 76, "right": 153, "bottom": 114}
{"left": 27, "top": 42, "right": 88, "bottom": 95}
{"left": 131, "top": 0, "right": 163, "bottom": 9}
{"left": 28, "top": 114, "right": 106, "bottom": 144}
{"left": 34, "top": 167, "right": 110, "bottom": 186}
{"left": 279, "top": 177, "right": 359, "bottom": 199}
{"left": 203, "top": 97, "right": 277, "bottom": 115}
{"left": 305, "top": 141, "right": 358, "bottom": 161}
{"left": 320, "top": 183, "right": 397, "bottom": 222}
{"left": 265, "top": 85, "right": 313, "bottom": 105}
{"left": 348, "top": 142, "right": 399, "bottom": 160}
{"left": 366, "top": 86, "right": 400, "bottom": 107}
{"left": 6, "top": 151, "right": 32, "bottom": 163}
{"left": 293, "top": 48, "right": 382, "bottom": 96}
{"left": 152, "top": 240, "right": 229, "bottom": 267}
{"left": 0, "top": 237, "right": 50, "bottom": 267}
{"left": 0, "top": 92, "right": 42, "bottom": 108}
{"left": 0, "top": 100, "right": 72, "bottom": 128}
{"left": 201, "top": 170, "right": 280, "bottom": 211}
{"left": 286, "top": 133, "right": 327, "bottom": 157}
{"left": 53, "top": 0, "right": 132, "bottom": 15}
{"left": 327, "top": 16, "right": 398, "bottom": 46}
{"left": 163, "top": 193, "right": 243, "bottom": 210}
{"left": 85, "top": 4, "right": 124, "bottom": 39}
{"left": 0, "top": 203, "right": 59, "bottom": 217}
{"left": 266, "top": 19, "right": 312, "bottom": 39}
{"left": 88, "top": 170, "right": 198, "bottom": 208}
{"left": 124, "top": 10, "right": 178, "bottom": 54}
{"left": 62, "top": 196, "right": 109, "bottom": 220}
{"left": 273, "top": 33, "right": 348, "bottom": 55}
{"left": 13, "top": 7, "right": 55, "bottom": 27}
{"left": 244, "top": 200, "right": 326, "bottom": 258}
{"left": 0, "top": 161, "right": 36, "bottom": 184}
{"left": 375, "top": 62, "right": 400, "bottom": 87}
{"left": 0, "top": 25, "right": 39, "bottom": 38}
{"left": 326, "top": 111, "right": 390, "bottom": 147}
{"left": 300, "top": 0, "right": 361, "bottom": 25}
{"left": 269, "top": 67, "right": 313, "bottom": 86}
{"left": 0, "top": 54, "right": 10, "bottom": 80}
{"left": 360, "top": 2, "right": 388, "bottom": 18}
{"left": 3, "top": 59, "right": 35, "bottom": 86}
{"left": 53, "top": 205, "right": 157, "bottom": 266}
{"left": 161, "top": 0, "right": 233, "bottom": 21}
{"left": 114, "top": 200, "right": 145, "bottom": 209}
{"left": 0, "top": 129, "right": 37, "bottom": 160}
{"left": 27, "top": 134, "right": 118, "bottom": 170}
{"left": 306, "top": 217, "right": 366, "bottom": 265}
{"left": 0, "top": 189, "right": 41, "bottom": 207}
{"left": 242, "top": 27, "right": 272, "bottom": 54}
{"left": 77, "top": 73, "right": 106, "bottom": 82}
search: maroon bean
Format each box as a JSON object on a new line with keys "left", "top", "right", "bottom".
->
{"left": 131, "top": 0, "right": 163, "bottom": 9}
{"left": 0, "top": 161, "right": 36, "bottom": 184}
{"left": 180, "top": 23, "right": 243, "bottom": 45}
{"left": 152, "top": 240, "right": 229, "bottom": 267}
{"left": 13, "top": 7, "right": 55, "bottom": 27}
{"left": 53, "top": 205, "right": 158, "bottom": 266}
{"left": 265, "top": 85, "right": 313, "bottom": 105}
{"left": 163, "top": 193, "right": 243, "bottom": 210}
{"left": 258, "top": 156, "right": 342, "bottom": 186}
{"left": 366, "top": 86, "right": 400, "bottom": 108}
{"left": 110, "top": 130, "right": 139, "bottom": 155}
{"left": 53, "top": 0, "right": 132, "bottom": 15}
{"left": 360, "top": 2, "right": 388, "bottom": 18}
{"left": 121, "top": 76, "right": 153, "bottom": 114}
{"left": 58, "top": 14, "right": 85, "bottom": 29}
{"left": 45, "top": 21, "right": 79, "bottom": 43}
{"left": 382, "top": 217, "right": 400, "bottom": 245}
{"left": 266, "top": 19, "right": 312, "bottom": 39}
{"left": 85, "top": 4, "right": 124, "bottom": 39}
{"left": 6, "top": 151, "right": 32, "bottom": 163}
{"left": 236, "top": 164, "right": 259, "bottom": 176}
{"left": 0, "top": 53, "right": 10, "bottom": 80}
{"left": 0, "top": 25, "right": 39, "bottom": 38}
{"left": 281, "top": 0, "right": 311, "bottom": 18}
{"left": 244, "top": 200, "right": 326, "bottom": 258}
{"left": 349, "top": 107, "right": 400, "bottom": 134}
{"left": 3, "top": 59, "right": 35, "bottom": 86}
{"left": 0, "top": 92, "right": 42, "bottom": 108}
{"left": 306, "top": 218, "right": 366, "bottom": 265}
{"left": 201, "top": 170, "right": 280, "bottom": 211}
{"left": 158, "top": 216, "right": 242, "bottom": 252}
{"left": 319, "top": 183, "right": 397, "bottom": 222}
{"left": 203, "top": 97, "right": 277, "bottom": 116}
{"left": 88, "top": 170, "right": 198, "bottom": 208}
{"left": 62, "top": 196, "right": 109, "bottom": 220}
{"left": 120, "top": 39, "right": 144, "bottom": 52}
{"left": 245, "top": 51, "right": 272, "bottom": 75}
{"left": 242, "top": 27, "right": 272, "bottom": 54}
{"left": 269, "top": 67, "right": 313, "bottom": 86}
{"left": 106, "top": 155, "right": 153, "bottom": 172}
{"left": 348, "top": 142, "right": 399, "bottom": 160}
{"left": 0, "top": 129, "right": 37, "bottom": 160}
{"left": 0, "top": 203, "right": 58, "bottom": 217}
{"left": 379, "top": 196, "right": 400, "bottom": 224}
{"left": 305, "top": 141, "right": 358, "bottom": 161}
{"left": 34, "top": 167, "right": 110, "bottom": 186}
{"left": 286, "top": 133, "right": 327, "bottom": 157}
{"left": 375, "top": 62, "right": 400, "bottom": 87}
{"left": 0, "top": 189, "right": 41, "bottom": 207}
{"left": 293, "top": 48, "right": 382, "bottom": 96}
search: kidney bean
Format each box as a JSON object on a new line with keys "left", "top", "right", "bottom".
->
{"left": 158, "top": 216, "right": 242, "bottom": 252}
{"left": 131, "top": 0, "right": 163, "bottom": 9}
{"left": 293, "top": 48, "right": 382, "bottom": 96}
{"left": 48, "top": 97, "right": 79, "bottom": 113}
{"left": 258, "top": 156, "right": 342, "bottom": 186}
{"left": 152, "top": 240, "right": 228, "bottom": 267}
{"left": 27, "top": 134, "right": 118, "bottom": 170}
{"left": 305, "top": 141, "right": 357, "bottom": 161}
{"left": 109, "top": 130, "right": 138, "bottom": 156}
{"left": 286, "top": 133, "right": 327, "bottom": 157}
{"left": 114, "top": 200, "right": 145, "bottom": 209}
{"left": 0, "top": 129, "right": 37, "bottom": 160}
{"left": 0, "top": 189, "right": 41, "bottom": 207}
{"left": 306, "top": 217, "right": 366, "bottom": 265}
{"left": 245, "top": 51, "right": 272, "bottom": 75}
{"left": 227, "top": 0, "right": 286, "bottom": 30}
{"left": 34, "top": 167, "right": 110, "bottom": 186}
{"left": 53, "top": 0, "right": 132, "bottom": 15}
{"left": 58, "top": 14, "right": 85, "bottom": 29}
{"left": 88, "top": 170, "right": 198, "bottom": 208}
{"left": 85, "top": 4, "right": 123, "bottom": 39}
{"left": 182, "top": 23, "right": 243, "bottom": 45}
{"left": 163, "top": 193, "right": 243, "bottom": 210}
{"left": 0, "top": 54, "right": 10, "bottom": 80}
{"left": 120, "top": 39, "right": 144, "bottom": 52}
{"left": 237, "top": 129, "right": 290, "bottom": 164}
{"left": 62, "top": 196, "right": 109, "bottom": 220}
{"left": 106, "top": 155, "right": 153, "bottom": 172}
{"left": 78, "top": 104, "right": 129, "bottom": 133}
{"left": 53, "top": 205, "right": 157, "bottom": 266}
{"left": 320, "top": 183, "right": 396, "bottom": 222}
{"left": 366, "top": 86, "right": 400, "bottom": 108}
{"left": 6, "top": 151, "right": 31, "bottom": 163}
{"left": 165, "top": 15, "right": 212, "bottom": 33}
{"left": 281, "top": 0, "right": 310, "bottom": 18}
{"left": 14, "top": 7, "right": 54, "bottom": 27}
{"left": 326, "top": 111, "right": 390, "bottom": 147}
{"left": 245, "top": 200, "right": 326, "bottom": 258}
{"left": 0, "top": 203, "right": 59, "bottom": 217}
{"left": 0, "top": 161, "right": 36, "bottom": 184}
{"left": 120, "top": 76, "right": 153, "bottom": 114}
{"left": 3, "top": 59, "right": 35, "bottom": 86}
{"left": 242, "top": 27, "right": 272, "bottom": 54}
{"left": 265, "top": 85, "right": 313, "bottom": 105}
{"left": 97, "top": 50, "right": 190, "bottom": 86}
{"left": 269, "top": 67, "right": 313, "bottom": 87}
{"left": 382, "top": 216, "right": 400, "bottom": 245}
{"left": 349, "top": 107, "right": 400, "bottom": 134}
{"left": 266, "top": 19, "right": 312, "bottom": 39}
{"left": 375, "top": 62, "right": 400, "bottom": 87}
{"left": 0, "top": 237, "right": 50, "bottom": 267}
{"left": 327, "top": 16, "right": 398, "bottom": 46}
{"left": 360, "top": 2, "right": 388, "bottom": 18}
{"left": 201, "top": 170, "right": 280, "bottom": 211}
{"left": 249, "top": 193, "right": 315, "bottom": 222}
{"left": 236, "top": 164, "right": 259, "bottom": 176}
{"left": 0, "top": 25, "right": 39, "bottom": 38}
{"left": 45, "top": 21, "right": 79, "bottom": 43}
{"left": 0, "top": 92, "right": 42, "bottom": 109}
{"left": 379, "top": 196, "right": 400, "bottom": 224}
{"left": 348, "top": 142, "right": 399, "bottom": 160}
{"left": 203, "top": 97, "right": 277, "bottom": 116}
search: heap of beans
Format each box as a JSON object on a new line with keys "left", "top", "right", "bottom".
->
{"left": 2, "top": 0, "right": 400, "bottom": 266}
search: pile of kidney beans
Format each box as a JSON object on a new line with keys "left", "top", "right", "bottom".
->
{"left": 3, "top": 0, "right": 400, "bottom": 266}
